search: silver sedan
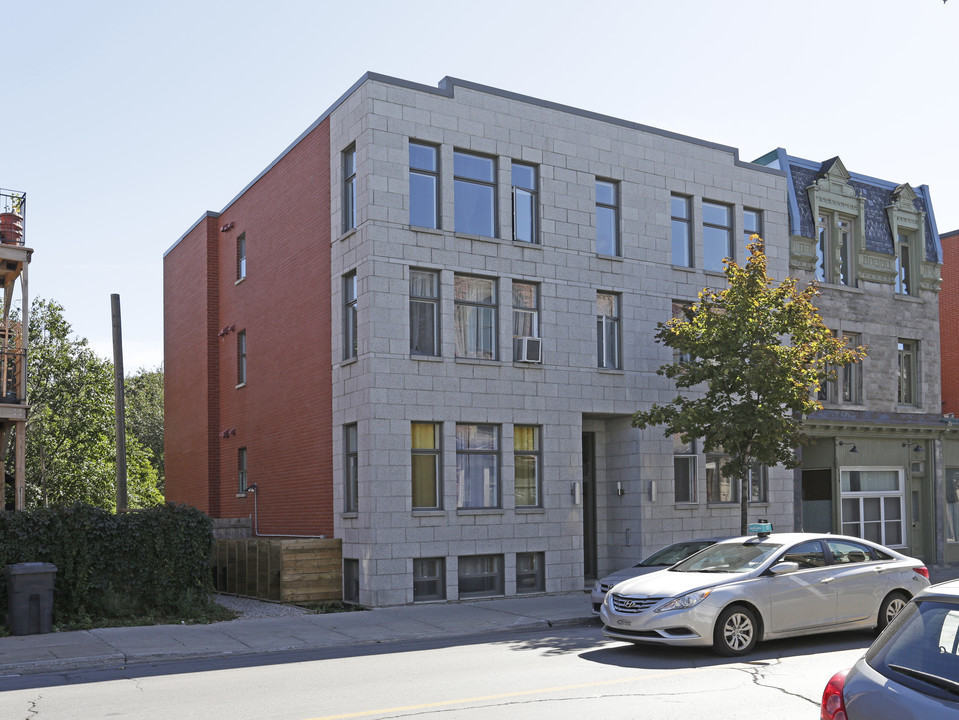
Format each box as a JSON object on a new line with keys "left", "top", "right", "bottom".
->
{"left": 600, "top": 532, "right": 930, "bottom": 656}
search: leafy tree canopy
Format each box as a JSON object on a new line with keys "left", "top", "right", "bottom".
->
{"left": 632, "top": 239, "right": 866, "bottom": 534}
{"left": 125, "top": 365, "right": 164, "bottom": 490}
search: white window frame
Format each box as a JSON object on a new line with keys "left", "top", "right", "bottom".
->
{"left": 839, "top": 467, "right": 906, "bottom": 548}
{"left": 454, "top": 275, "right": 497, "bottom": 360}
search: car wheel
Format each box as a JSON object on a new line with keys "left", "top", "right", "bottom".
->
{"left": 713, "top": 605, "right": 758, "bottom": 656}
{"left": 877, "top": 591, "right": 909, "bottom": 632}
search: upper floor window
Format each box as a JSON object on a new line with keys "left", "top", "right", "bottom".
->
{"left": 842, "top": 332, "right": 862, "bottom": 404}
{"left": 410, "top": 269, "right": 440, "bottom": 356}
{"left": 706, "top": 453, "right": 735, "bottom": 504}
{"left": 673, "top": 434, "right": 697, "bottom": 503}
{"left": 596, "top": 292, "right": 621, "bottom": 370}
{"left": 671, "top": 195, "right": 692, "bottom": 267}
{"left": 895, "top": 232, "right": 914, "bottom": 296}
{"left": 512, "top": 163, "right": 537, "bottom": 243}
{"left": 898, "top": 340, "right": 917, "bottom": 406}
{"left": 595, "top": 180, "right": 619, "bottom": 256}
{"left": 456, "top": 423, "right": 500, "bottom": 509}
{"left": 816, "top": 212, "right": 853, "bottom": 286}
{"left": 514, "top": 425, "right": 541, "bottom": 507}
{"left": 512, "top": 281, "right": 540, "bottom": 363}
{"left": 236, "top": 233, "right": 246, "bottom": 281}
{"left": 454, "top": 151, "right": 496, "bottom": 238}
{"left": 409, "top": 142, "right": 439, "bottom": 229}
{"left": 411, "top": 422, "right": 441, "bottom": 509}
{"left": 237, "top": 330, "right": 247, "bottom": 385}
{"left": 237, "top": 447, "right": 248, "bottom": 494}
{"left": 344, "top": 424, "right": 358, "bottom": 513}
{"left": 454, "top": 275, "right": 496, "bottom": 360}
{"left": 344, "top": 272, "right": 358, "bottom": 360}
{"left": 748, "top": 462, "right": 767, "bottom": 503}
{"left": 743, "top": 208, "right": 761, "bottom": 244}
{"left": 702, "top": 201, "right": 731, "bottom": 272}
{"left": 671, "top": 300, "right": 691, "bottom": 364}
{"left": 343, "top": 145, "right": 357, "bottom": 232}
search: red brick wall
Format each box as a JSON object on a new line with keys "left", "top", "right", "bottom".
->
{"left": 941, "top": 230, "right": 959, "bottom": 416}
{"left": 165, "top": 118, "right": 333, "bottom": 536}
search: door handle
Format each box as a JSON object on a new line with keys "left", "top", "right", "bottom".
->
{"left": 820, "top": 578, "right": 834, "bottom": 584}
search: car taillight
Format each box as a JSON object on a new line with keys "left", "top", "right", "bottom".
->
{"left": 821, "top": 670, "right": 848, "bottom": 720}
{"left": 914, "top": 566, "right": 929, "bottom": 579}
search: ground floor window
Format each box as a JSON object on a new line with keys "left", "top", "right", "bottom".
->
{"left": 343, "top": 559, "right": 359, "bottom": 604}
{"left": 840, "top": 468, "right": 905, "bottom": 547}
{"left": 458, "top": 554, "right": 504, "bottom": 598}
{"left": 516, "top": 552, "right": 545, "bottom": 594}
{"left": 413, "top": 558, "right": 446, "bottom": 601}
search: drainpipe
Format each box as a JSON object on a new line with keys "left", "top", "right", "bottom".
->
{"left": 245, "top": 483, "right": 327, "bottom": 539}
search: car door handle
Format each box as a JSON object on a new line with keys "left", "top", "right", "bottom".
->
{"left": 820, "top": 578, "right": 834, "bottom": 584}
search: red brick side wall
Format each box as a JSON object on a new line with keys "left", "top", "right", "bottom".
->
{"left": 165, "top": 118, "right": 333, "bottom": 536}
{"left": 941, "top": 230, "right": 959, "bottom": 416}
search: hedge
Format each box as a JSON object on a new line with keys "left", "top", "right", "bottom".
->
{"left": 0, "top": 503, "right": 215, "bottom": 627}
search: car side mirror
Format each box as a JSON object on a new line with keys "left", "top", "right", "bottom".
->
{"left": 770, "top": 561, "right": 799, "bottom": 575}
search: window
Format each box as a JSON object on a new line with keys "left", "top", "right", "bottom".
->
{"left": 237, "top": 447, "right": 248, "bottom": 493}
{"left": 748, "top": 461, "right": 767, "bottom": 503}
{"left": 410, "top": 269, "right": 439, "bottom": 356}
{"left": 815, "top": 212, "right": 853, "bottom": 286}
{"left": 841, "top": 332, "right": 862, "bottom": 404}
{"left": 344, "top": 424, "right": 358, "bottom": 513}
{"left": 512, "top": 163, "right": 537, "bottom": 243}
{"left": 596, "top": 292, "right": 620, "bottom": 370}
{"left": 411, "top": 423, "right": 441, "bottom": 509}
{"left": 454, "top": 151, "right": 495, "bottom": 237}
{"left": 895, "top": 232, "right": 914, "bottom": 296}
{"left": 706, "top": 453, "right": 736, "bottom": 503}
{"left": 671, "top": 301, "right": 691, "bottom": 364}
{"left": 671, "top": 195, "right": 692, "bottom": 267}
{"left": 343, "top": 559, "right": 359, "bottom": 604}
{"left": 516, "top": 552, "right": 545, "bottom": 594}
{"left": 743, "top": 208, "right": 761, "bottom": 244}
{"left": 344, "top": 272, "right": 357, "bottom": 360}
{"left": 236, "top": 233, "right": 246, "bottom": 281}
{"left": 782, "top": 540, "right": 825, "bottom": 568}
{"left": 898, "top": 340, "right": 917, "bottom": 405}
{"left": 237, "top": 330, "right": 247, "bottom": 385}
{"left": 840, "top": 469, "right": 904, "bottom": 546}
{"left": 456, "top": 423, "right": 499, "bottom": 508}
{"left": 512, "top": 282, "right": 539, "bottom": 362}
{"left": 595, "top": 179, "right": 619, "bottom": 256}
{"left": 454, "top": 275, "right": 496, "bottom": 360}
{"left": 458, "top": 554, "right": 504, "bottom": 598}
{"left": 514, "top": 426, "right": 540, "bottom": 507}
{"left": 413, "top": 558, "right": 445, "bottom": 601}
{"left": 702, "top": 201, "right": 732, "bottom": 272}
{"left": 673, "top": 434, "right": 697, "bottom": 503}
{"left": 947, "top": 468, "right": 959, "bottom": 543}
{"left": 409, "top": 142, "right": 438, "bottom": 229}
{"left": 344, "top": 145, "right": 357, "bottom": 232}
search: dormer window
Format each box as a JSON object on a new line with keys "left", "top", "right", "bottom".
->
{"left": 815, "top": 212, "right": 854, "bottom": 286}
{"left": 895, "top": 232, "right": 914, "bottom": 296}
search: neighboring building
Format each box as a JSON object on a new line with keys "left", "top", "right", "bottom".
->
{"left": 940, "top": 230, "right": 959, "bottom": 417}
{"left": 755, "top": 150, "right": 956, "bottom": 565}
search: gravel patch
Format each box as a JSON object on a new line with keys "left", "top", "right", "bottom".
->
{"left": 214, "top": 593, "right": 313, "bottom": 620}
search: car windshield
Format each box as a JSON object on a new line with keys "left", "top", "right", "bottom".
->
{"left": 867, "top": 599, "right": 959, "bottom": 700}
{"left": 637, "top": 541, "right": 714, "bottom": 567}
{"left": 670, "top": 541, "right": 782, "bottom": 573}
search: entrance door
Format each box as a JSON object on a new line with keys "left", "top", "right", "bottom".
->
{"left": 582, "top": 432, "right": 598, "bottom": 580}
{"left": 911, "top": 474, "right": 925, "bottom": 561}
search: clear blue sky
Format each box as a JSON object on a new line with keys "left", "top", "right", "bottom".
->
{"left": 4, "top": 0, "right": 957, "bottom": 370}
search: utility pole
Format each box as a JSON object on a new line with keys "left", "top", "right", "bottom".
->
{"left": 111, "top": 294, "right": 127, "bottom": 511}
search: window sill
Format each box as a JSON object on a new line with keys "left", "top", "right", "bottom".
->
{"left": 512, "top": 360, "right": 543, "bottom": 368}
{"left": 597, "top": 367, "right": 624, "bottom": 375}
{"left": 236, "top": 493, "right": 247, "bottom": 498}
{"left": 455, "top": 357, "right": 500, "bottom": 365}
{"left": 706, "top": 502, "right": 739, "bottom": 508}
{"left": 340, "top": 356, "right": 358, "bottom": 367}
{"left": 337, "top": 228, "right": 358, "bottom": 243}
{"left": 341, "top": 512, "right": 358, "bottom": 520}
{"left": 674, "top": 502, "right": 699, "bottom": 508}
{"left": 454, "top": 231, "right": 499, "bottom": 243}
{"left": 235, "top": 382, "right": 247, "bottom": 390}
{"left": 817, "top": 282, "right": 864, "bottom": 294}
{"left": 412, "top": 509, "right": 446, "bottom": 517}
{"left": 411, "top": 354, "right": 443, "bottom": 362}
{"left": 893, "top": 293, "right": 922, "bottom": 303}
{"left": 410, "top": 224, "right": 443, "bottom": 235}
{"left": 671, "top": 264, "right": 697, "bottom": 273}
{"left": 235, "top": 276, "right": 246, "bottom": 286}
{"left": 456, "top": 508, "right": 504, "bottom": 516}
{"left": 596, "top": 253, "right": 624, "bottom": 262}
{"left": 515, "top": 507, "right": 544, "bottom": 514}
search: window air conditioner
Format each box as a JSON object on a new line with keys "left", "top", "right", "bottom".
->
{"left": 515, "top": 336, "right": 542, "bottom": 363}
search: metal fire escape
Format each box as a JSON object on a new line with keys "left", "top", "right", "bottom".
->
{"left": 0, "top": 189, "right": 31, "bottom": 511}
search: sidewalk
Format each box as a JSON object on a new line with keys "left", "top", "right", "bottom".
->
{"left": 0, "top": 592, "right": 596, "bottom": 677}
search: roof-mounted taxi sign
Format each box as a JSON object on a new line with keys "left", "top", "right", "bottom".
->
{"left": 748, "top": 521, "right": 773, "bottom": 537}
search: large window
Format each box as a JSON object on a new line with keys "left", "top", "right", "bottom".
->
{"left": 344, "top": 272, "right": 357, "bottom": 360}
{"left": 454, "top": 151, "right": 495, "bottom": 237}
{"left": 895, "top": 232, "right": 914, "bottom": 296}
{"left": 409, "top": 142, "right": 439, "bottom": 229}
{"left": 512, "top": 281, "right": 540, "bottom": 362}
{"left": 343, "top": 145, "right": 356, "bottom": 232}
{"left": 840, "top": 469, "right": 904, "bottom": 546}
{"left": 516, "top": 552, "right": 545, "bottom": 594}
{"left": 237, "top": 447, "right": 248, "bottom": 494}
{"left": 596, "top": 292, "right": 620, "bottom": 370}
{"left": 816, "top": 212, "right": 854, "bottom": 286}
{"left": 514, "top": 425, "right": 540, "bottom": 507}
{"left": 236, "top": 330, "right": 247, "bottom": 386}
{"left": 702, "top": 201, "right": 731, "bottom": 272}
{"left": 344, "top": 424, "right": 358, "bottom": 513}
{"left": 454, "top": 275, "right": 496, "bottom": 360}
{"left": 898, "top": 340, "right": 917, "bottom": 406}
{"left": 410, "top": 269, "right": 439, "bottom": 356}
{"left": 673, "top": 434, "right": 697, "bottom": 503}
{"left": 671, "top": 195, "right": 692, "bottom": 267}
{"left": 456, "top": 423, "right": 499, "bottom": 509}
{"left": 706, "top": 453, "right": 735, "bottom": 504}
{"left": 413, "top": 558, "right": 445, "bottom": 601}
{"left": 595, "top": 179, "right": 619, "bottom": 256}
{"left": 411, "top": 422, "right": 441, "bottom": 509}
{"left": 236, "top": 233, "right": 246, "bottom": 281}
{"left": 458, "top": 554, "right": 504, "bottom": 598}
{"left": 512, "top": 163, "right": 537, "bottom": 243}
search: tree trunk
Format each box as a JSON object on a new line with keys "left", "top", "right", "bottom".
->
{"left": 740, "top": 474, "right": 749, "bottom": 535}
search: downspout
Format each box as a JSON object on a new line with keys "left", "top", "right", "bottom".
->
{"left": 245, "top": 484, "right": 328, "bottom": 539}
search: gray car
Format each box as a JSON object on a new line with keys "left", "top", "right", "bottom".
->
{"left": 821, "top": 579, "right": 959, "bottom": 719}
{"left": 590, "top": 538, "right": 722, "bottom": 614}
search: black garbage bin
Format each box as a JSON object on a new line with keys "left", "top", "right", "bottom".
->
{"left": 3, "top": 562, "right": 57, "bottom": 635}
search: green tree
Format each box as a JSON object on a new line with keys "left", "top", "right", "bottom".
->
{"left": 632, "top": 239, "right": 866, "bottom": 535}
{"left": 18, "top": 299, "right": 162, "bottom": 510}
{"left": 125, "top": 365, "right": 164, "bottom": 491}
